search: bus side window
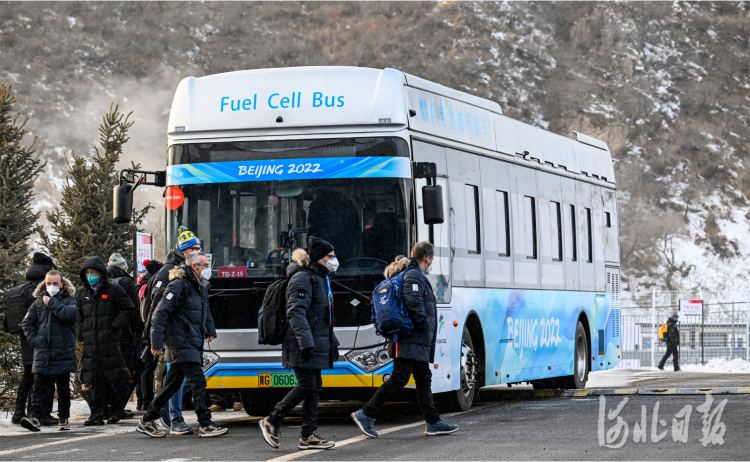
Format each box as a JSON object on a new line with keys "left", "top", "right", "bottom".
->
{"left": 551, "top": 201, "right": 562, "bottom": 261}
{"left": 465, "top": 184, "right": 480, "bottom": 254}
{"left": 496, "top": 190, "right": 509, "bottom": 256}
{"left": 585, "top": 207, "right": 593, "bottom": 263}
{"left": 524, "top": 196, "right": 537, "bottom": 259}
{"left": 569, "top": 204, "right": 577, "bottom": 262}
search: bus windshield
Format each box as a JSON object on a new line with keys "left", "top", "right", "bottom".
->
{"left": 166, "top": 177, "right": 410, "bottom": 278}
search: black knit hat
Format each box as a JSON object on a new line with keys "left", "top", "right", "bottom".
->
{"left": 308, "top": 236, "right": 334, "bottom": 262}
{"left": 32, "top": 252, "right": 56, "bottom": 270}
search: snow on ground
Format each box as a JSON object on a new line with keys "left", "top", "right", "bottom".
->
{"left": 679, "top": 357, "right": 750, "bottom": 374}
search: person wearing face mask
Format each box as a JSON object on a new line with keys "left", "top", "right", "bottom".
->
{"left": 139, "top": 229, "right": 202, "bottom": 429}
{"left": 352, "top": 241, "right": 458, "bottom": 438}
{"left": 259, "top": 236, "right": 340, "bottom": 450}
{"left": 136, "top": 252, "right": 226, "bottom": 438}
{"left": 75, "top": 256, "right": 137, "bottom": 426}
{"left": 19, "top": 270, "right": 78, "bottom": 432}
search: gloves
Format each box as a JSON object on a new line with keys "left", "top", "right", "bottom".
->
{"left": 301, "top": 347, "right": 314, "bottom": 362}
{"left": 333, "top": 346, "right": 340, "bottom": 362}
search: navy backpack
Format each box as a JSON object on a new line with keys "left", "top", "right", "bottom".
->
{"left": 371, "top": 267, "right": 424, "bottom": 341}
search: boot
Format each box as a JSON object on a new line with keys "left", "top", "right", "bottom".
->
{"left": 84, "top": 414, "right": 105, "bottom": 426}
{"left": 11, "top": 412, "right": 26, "bottom": 425}
{"left": 39, "top": 415, "right": 59, "bottom": 426}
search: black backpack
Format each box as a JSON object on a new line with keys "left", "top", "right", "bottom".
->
{"left": 258, "top": 269, "right": 316, "bottom": 345}
{"left": 5, "top": 283, "right": 36, "bottom": 335}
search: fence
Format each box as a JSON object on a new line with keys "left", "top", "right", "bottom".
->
{"left": 619, "top": 289, "right": 750, "bottom": 369}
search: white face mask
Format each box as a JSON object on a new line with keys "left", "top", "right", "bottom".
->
{"left": 47, "top": 285, "right": 61, "bottom": 297}
{"left": 200, "top": 268, "right": 212, "bottom": 280}
{"left": 325, "top": 257, "right": 339, "bottom": 273}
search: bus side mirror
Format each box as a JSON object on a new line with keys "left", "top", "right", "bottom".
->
{"left": 113, "top": 184, "right": 133, "bottom": 224}
{"left": 422, "top": 184, "right": 444, "bottom": 225}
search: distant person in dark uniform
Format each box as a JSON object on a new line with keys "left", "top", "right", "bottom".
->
{"left": 306, "top": 188, "right": 360, "bottom": 264}
{"left": 658, "top": 314, "right": 681, "bottom": 371}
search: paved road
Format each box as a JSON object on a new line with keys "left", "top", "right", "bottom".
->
{"left": 1, "top": 372, "right": 747, "bottom": 461}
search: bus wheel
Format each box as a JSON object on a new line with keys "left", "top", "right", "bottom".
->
{"left": 557, "top": 321, "right": 589, "bottom": 389}
{"left": 238, "top": 389, "right": 277, "bottom": 417}
{"left": 437, "top": 326, "right": 478, "bottom": 412}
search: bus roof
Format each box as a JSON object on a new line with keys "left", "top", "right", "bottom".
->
{"left": 167, "top": 66, "right": 614, "bottom": 183}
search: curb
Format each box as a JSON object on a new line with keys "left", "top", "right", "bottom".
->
{"left": 477, "top": 387, "right": 750, "bottom": 400}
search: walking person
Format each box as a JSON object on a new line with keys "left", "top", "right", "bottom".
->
{"left": 658, "top": 314, "right": 681, "bottom": 371}
{"left": 139, "top": 231, "right": 202, "bottom": 415}
{"left": 259, "top": 237, "right": 340, "bottom": 450}
{"left": 136, "top": 252, "right": 227, "bottom": 438}
{"left": 352, "top": 242, "right": 458, "bottom": 437}
{"left": 75, "top": 256, "right": 137, "bottom": 426}
{"left": 4, "top": 253, "right": 57, "bottom": 426}
{"left": 19, "top": 270, "right": 78, "bottom": 432}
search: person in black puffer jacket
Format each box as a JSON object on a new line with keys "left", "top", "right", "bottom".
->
{"left": 5, "top": 252, "right": 57, "bottom": 425}
{"left": 259, "top": 237, "right": 340, "bottom": 450}
{"left": 136, "top": 251, "right": 226, "bottom": 438}
{"left": 352, "top": 241, "right": 458, "bottom": 438}
{"left": 75, "top": 256, "right": 137, "bottom": 426}
{"left": 19, "top": 270, "right": 78, "bottom": 432}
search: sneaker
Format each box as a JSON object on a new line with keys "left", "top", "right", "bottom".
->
{"left": 20, "top": 417, "right": 41, "bottom": 432}
{"left": 136, "top": 418, "right": 167, "bottom": 438}
{"left": 351, "top": 409, "right": 378, "bottom": 438}
{"left": 11, "top": 413, "right": 26, "bottom": 425}
{"left": 136, "top": 402, "right": 143, "bottom": 411}
{"left": 83, "top": 415, "right": 104, "bottom": 426}
{"left": 233, "top": 402, "right": 244, "bottom": 412}
{"left": 657, "top": 367, "right": 664, "bottom": 371}
{"left": 299, "top": 432, "right": 335, "bottom": 450}
{"left": 674, "top": 368, "right": 682, "bottom": 372}
{"left": 208, "top": 404, "right": 225, "bottom": 411}
{"left": 199, "top": 421, "right": 228, "bottom": 437}
{"left": 259, "top": 418, "right": 280, "bottom": 448}
{"left": 107, "top": 408, "right": 127, "bottom": 424}
{"left": 171, "top": 420, "right": 194, "bottom": 435}
{"left": 122, "top": 409, "right": 135, "bottom": 419}
{"left": 58, "top": 418, "right": 70, "bottom": 431}
{"left": 424, "top": 419, "right": 459, "bottom": 436}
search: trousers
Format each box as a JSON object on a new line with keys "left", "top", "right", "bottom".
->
{"left": 136, "top": 348, "right": 157, "bottom": 406}
{"left": 363, "top": 358, "right": 440, "bottom": 425}
{"left": 658, "top": 343, "right": 680, "bottom": 370}
{"left": 14, "top": 364, "right": 34, "bottom": 416}
{"left": 268, "top": 368, "right": 322, "bottom": 438}
{"left": 30, "top": 373, "right": 71, "bottom": 420}
{"left": 90, "top": 381, "right": 128, "bottom": 417}
{"left": 144, "top": 362, "right": 211, "bottom": 426}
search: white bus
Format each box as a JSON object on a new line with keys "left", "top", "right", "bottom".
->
{"left": 116, "top": 66, "right": 621, "bottom": 414}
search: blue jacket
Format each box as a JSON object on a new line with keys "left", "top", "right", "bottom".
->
{"left": 282, "top": 249, "right": 339, "bottom": 370}
{"left": 150, "top": 264, "right": 216, "bottom": 364}
{"left": 22, "top": 277, "right": 78, "bottom": 375}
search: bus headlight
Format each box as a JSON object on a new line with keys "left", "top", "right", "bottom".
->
{"left": 202, "top": 351, "right": 220, "bottom": 372}
{"left": 345, "top": 346, "right": 392, "bottom": 373}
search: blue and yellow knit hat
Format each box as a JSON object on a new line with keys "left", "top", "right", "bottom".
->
{"left": 178, "top": 230, "right": 202, "bottom": 251}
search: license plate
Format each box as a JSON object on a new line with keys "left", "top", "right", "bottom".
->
{"left": 258, "top": 373, "right": 298, "bottom": 388}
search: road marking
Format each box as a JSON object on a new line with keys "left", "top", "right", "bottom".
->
{"left": 0, "top": 428, "right": 131, "bottom": 456}
{"left": 266, "top": 403, "right": 498, "bottom": 462}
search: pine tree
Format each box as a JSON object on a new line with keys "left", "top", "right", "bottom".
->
{"left": 40, "top": 103, "right": 152, "bottom": 283}
{"left": 0, "top": 84, "right": 44, "bottom": 404}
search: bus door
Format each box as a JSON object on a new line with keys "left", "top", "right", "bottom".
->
{"left": 413, "top": 140, "right": 453, "bottom": 392}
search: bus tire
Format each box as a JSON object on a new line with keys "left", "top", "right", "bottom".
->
{"left": 557, "top": 321, "right": 589, "bottom": 389}
{"left": 436, "top": 326, "right": 478, "bottom": 412}
{"left": 238, "top": 389, "right": 277, "bottom": 417}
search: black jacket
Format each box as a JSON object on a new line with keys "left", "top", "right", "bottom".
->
{"left": 22, "top": 278, "right": 78, "bottom": 375}
{"left": 150, "top": 264, "right": 216, "bottom": 364}
{"left": 282, "top": 249, "right": 339, "bottom": 370}
{"left": 75, "top": 256, "right": 137, "bottom": 384}
{"left": 666, "top": 319, "right": 680, "bottom": 346}
{"left": 386, "top": 258, "right": 437, "bottom": 363}
{"left": 141, "top": 247, "right": 184, "bottom": 340}
{"left": 107, "top": 265, "right": 145, "bottom": 359}
{"left": 5, "top": 261, "right": 51, "bottom": 365}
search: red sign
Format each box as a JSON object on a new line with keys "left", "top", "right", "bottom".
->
{"left": 165, "top": 186, "right": 185, "bottom": 210}
{"left": 218, "top": 266, "right": 247, "bottom": 279}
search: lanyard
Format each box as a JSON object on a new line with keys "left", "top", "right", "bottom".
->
{"left": 325, "top": 274, "right": 333, "bottom": 325}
